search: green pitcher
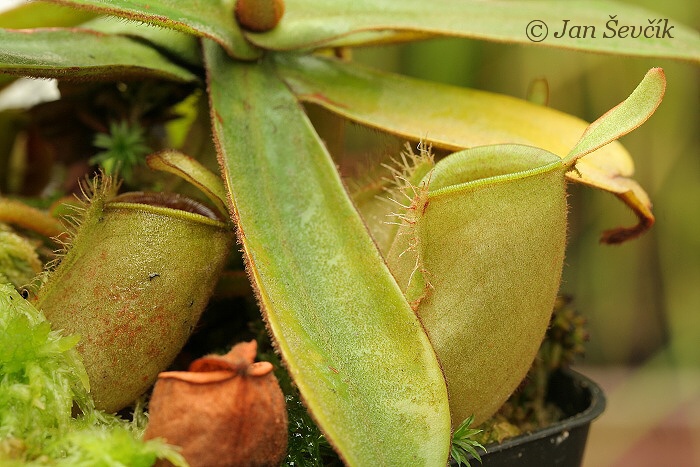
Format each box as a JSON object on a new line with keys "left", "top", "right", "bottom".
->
{"left": 35, "top": 181, "right": 233, "bottom": 413}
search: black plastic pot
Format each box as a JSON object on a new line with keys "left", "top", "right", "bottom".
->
{"left": 463, "top": 369, "right": 606, "bottom": 467}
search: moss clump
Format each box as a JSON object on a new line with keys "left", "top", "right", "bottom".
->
{"left": 0, "top": 283, "right": 186, "bottom": 466}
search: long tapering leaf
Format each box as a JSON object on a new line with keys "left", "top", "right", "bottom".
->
{"left": 46, "top": 0, "right": 260, "bottom": 60}
{"left": 274, "top": 54, "right": 620, "bottom": 156}
{"left": 0, "top": 28, "right": 197, "bottom": 82}
{"left": 204, "top": 41, "right": 451, "bottom": 466}
{"left": 81, "top": 16, "right": 202, "bottom": 67}
{"left": 0, "top": 2, "right": 95, "bottom": 28}
{"left": 248, "top": 0, "right": 700, "bottom": 63}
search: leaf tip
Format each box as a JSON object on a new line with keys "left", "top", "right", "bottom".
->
{"left": 600, "top": 206, "right": 655, "bottom": 245}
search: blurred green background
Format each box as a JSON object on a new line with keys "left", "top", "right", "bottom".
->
{"left": 350, "top": 0, "right": 699, "bottom": 368}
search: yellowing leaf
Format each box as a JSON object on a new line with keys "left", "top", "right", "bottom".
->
{"left": 276, "top": 55, "right": 663, "bottom": 243}
{"left": 274, "top": 54, "right": 627, "bottom": 159}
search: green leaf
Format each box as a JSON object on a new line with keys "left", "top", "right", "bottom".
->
{"left": 81, "top": 16, "right": 202, "bottom": 67}
{"left": 566, "top": 68, "right": 666, "bottom": 163}
{"left": 274, "top": 54, "right": 627, "bottom": 158}
{"left": 248, "top": 0, "right": 700, "bottom": 63}
{"left": 204, "top": 41, "right": 451, "bottom": 466}
{"left": 46, "top": 0, "right": 260, "bottom": 60}
{"left": 276, "top": 55, "right": 661, "bottom": 244}
{"left": 0, "top": 28, "right": 197, "bottom": 82}
{"left": 566, "top": 68, "right": 666, "bottom": 243}
{"left": 146, "top": 149, "right": 230, "bottom": 218}
{"left": 451, "top": 415, "right": 486, "bottom": 467}
{"left": 0, "top": 1, "right": 96, "bottom": 28}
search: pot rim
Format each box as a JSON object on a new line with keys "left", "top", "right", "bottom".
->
{"left": 479, "top": 367, "right": 606, "bottom": 454}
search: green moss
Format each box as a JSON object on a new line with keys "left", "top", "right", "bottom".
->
{"left": 47, "top": 411, "right": 184, "bottom": 467}
{"left": 0, "top": 283, "right": 186, "bottom": 466}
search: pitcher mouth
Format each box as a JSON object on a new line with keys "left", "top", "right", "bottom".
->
{"left": 109, "top": 192, "right": 227, "bottom": 225}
